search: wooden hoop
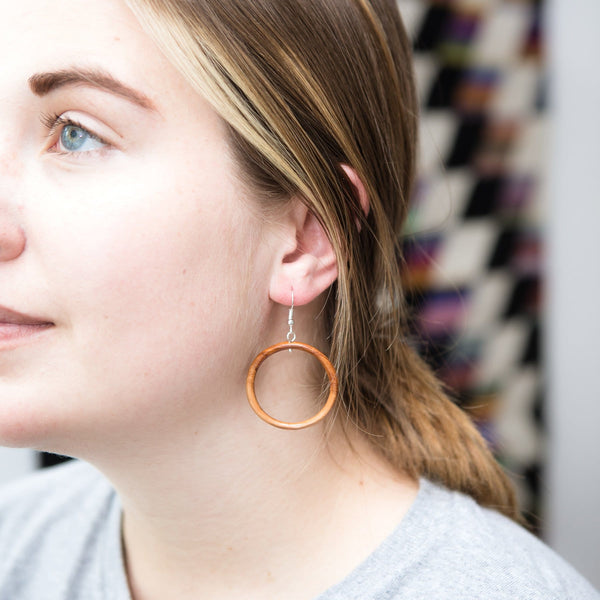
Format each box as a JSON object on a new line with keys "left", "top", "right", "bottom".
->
{"left": 246, "top": 341, "right": 338, "bottom": 430}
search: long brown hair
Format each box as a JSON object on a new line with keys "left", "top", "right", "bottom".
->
{"left": 126, "top": 0, "right": 519, "bottom": 520}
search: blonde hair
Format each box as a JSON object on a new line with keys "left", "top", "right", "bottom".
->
{"left": 126, "top": 0, "right": 519, "bottom": 520}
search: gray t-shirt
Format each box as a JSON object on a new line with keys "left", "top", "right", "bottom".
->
{"left": 0, "top": 460, "right": 597, "bottom": 600}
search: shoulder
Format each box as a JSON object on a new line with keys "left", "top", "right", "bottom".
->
{"left": 0, "top": 460, "right": 126, "bottom": 600}
{"left": 321, "top": 478, "right": 599, "bottom": 600}
{"left": 399, "top": 479, "right": 599, "bottom": 599}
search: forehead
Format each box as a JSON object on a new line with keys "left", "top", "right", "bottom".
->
{"left": 1, "top": 0, "right": 178, "bottom": 103}
{"left": 5, "top": 0, "right": 139, "bottom": 60}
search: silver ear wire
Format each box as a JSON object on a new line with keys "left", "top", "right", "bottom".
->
{"left": 286, "top": 288, "right": 296, "bottom": 348}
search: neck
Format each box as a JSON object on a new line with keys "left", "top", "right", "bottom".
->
{"left": 93, "top": 407, "right": 417, "bottom": 600}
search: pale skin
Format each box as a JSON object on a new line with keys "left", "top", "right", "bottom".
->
{"left": 0, "top": 1, "right": 418, "bottom": 599}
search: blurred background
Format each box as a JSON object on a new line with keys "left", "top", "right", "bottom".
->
{"left": 1, "top": 0, "right": 599, "bottom": 588}
{"left": 400, "top": 0, "right": 546, "bottom": 528}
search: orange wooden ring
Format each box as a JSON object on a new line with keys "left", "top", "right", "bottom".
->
{"left": 246, "top": 341, "right": 338, "bottom": 430}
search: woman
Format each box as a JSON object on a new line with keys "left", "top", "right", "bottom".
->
{"left": 0, "top": 0, "right": 597, "bottom": 598}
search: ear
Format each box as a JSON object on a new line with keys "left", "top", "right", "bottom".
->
{"left": 269, "top": 199, "right": 338, "bottom": 307}
{"left": 340, "top": 164, "right": 370, "bottom": 229}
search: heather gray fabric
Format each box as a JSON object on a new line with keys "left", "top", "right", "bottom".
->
{"left": 0, "top": 461, "right": 129, "bottom": 600}
{"left": 0, "top": 460, "right": 598, "bottom": 600}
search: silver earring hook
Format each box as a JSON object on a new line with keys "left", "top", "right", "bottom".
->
{"left": 287, "top": 287, "right": 296, "bottom": 346}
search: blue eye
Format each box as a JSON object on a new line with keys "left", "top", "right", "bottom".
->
{"left": 60, "top": 124, "right": 105, "bottom": 153}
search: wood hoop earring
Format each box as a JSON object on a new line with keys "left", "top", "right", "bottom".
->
{"left": 246, "top": 341, "right": 338, "bottom": 430}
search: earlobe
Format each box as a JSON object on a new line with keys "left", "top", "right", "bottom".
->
{"left": 269, "top": 201, "right": 338, "bottom": 307}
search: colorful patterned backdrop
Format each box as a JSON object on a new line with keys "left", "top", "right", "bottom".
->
{"left": 398, "top": 0, "right": 546, "bottom": 530}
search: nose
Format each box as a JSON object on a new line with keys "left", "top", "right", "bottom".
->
{"left": 0, "top": 147, "right": 27, "bottom": 261}
{"left": 0, "top": 217, "right": 26, "bottom": 261}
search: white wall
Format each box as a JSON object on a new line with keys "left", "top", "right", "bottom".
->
{"left": 547, "top": 0, "right": 600, "bottom": 588}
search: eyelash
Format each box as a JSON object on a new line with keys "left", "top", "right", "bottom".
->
{"left": 40, "top": 112, "right": 109, "bottom": 156}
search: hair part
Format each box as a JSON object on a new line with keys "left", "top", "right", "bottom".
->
{"left": 126, "top": 0, "right": 520, "bottom": 521}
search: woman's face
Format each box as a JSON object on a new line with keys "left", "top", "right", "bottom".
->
{"left": 0, "top": 0, "right": 275, "bottom": 453}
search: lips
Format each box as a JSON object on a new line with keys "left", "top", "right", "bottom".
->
{"left": 0, "top": 306, "right": 54, "bottom": 345}
{"left": 0, "top": 306, "right": 53, "bottom": 326}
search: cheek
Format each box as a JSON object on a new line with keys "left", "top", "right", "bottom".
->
{"left": 50, "top": 187, "right": 235, "bottom": 320}
{"left": 24, "top": 166, "right": 263, "bottom": 434}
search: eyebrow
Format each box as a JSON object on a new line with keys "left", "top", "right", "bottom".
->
{"left": 28, "top": 67, "right": 156, "bottom": 111}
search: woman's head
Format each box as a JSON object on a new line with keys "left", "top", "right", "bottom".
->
{"left": 1, "top": 0, "right": 518, "bottom": 519}
{"left": 2, "top": 0, "right": 414, "bottom": 455}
